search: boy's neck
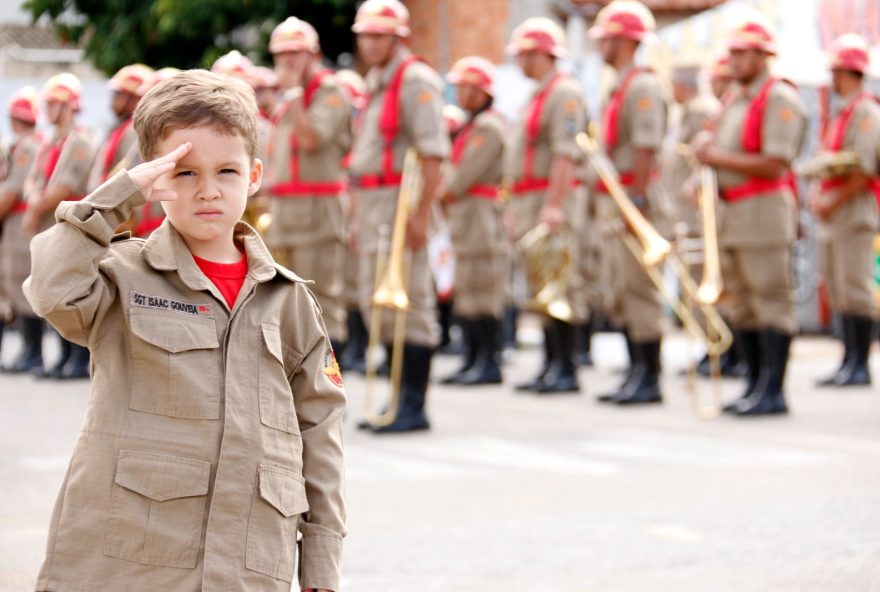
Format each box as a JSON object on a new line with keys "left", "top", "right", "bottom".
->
{"left": 183, "top": 231, "right": 244, "bottom": 263}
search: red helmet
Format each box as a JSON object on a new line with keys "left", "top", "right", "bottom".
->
{"left": 138, "top": 67, "right": 181, "bottom": 96}
{"left": 827, "top": 33, "right": 870, "bottom": 73}
{"left": 726, "top": 10, "right": 777, "bottom": 55}
{"left": 446, "top": 56, "right": 496, "bottom": 96}
{"left": 709, "top": 54, "right": 733, "bottom": 81}
{"left": 8, "top": 86, "right": 39, "bottom": 124}
{"left": 270, "top": 16, "right": 320, "bottom": 54}
{"left": 443, "top": 104, "right": 467, "bottom": 135}
{"left": 351, "top": 0, "right": 410, "bottom": 38}
{"left": 211, "top": 50, "right": 255, "bottom": 80}
{"left": 335, "top": 69, "right": 367, "bottom": 110}
{"left": 507, "top": 17, "right": 567, "bottom": 58}
{"left": 590, "top": 0, "right": 656, "bottom": 42}
{"left": 42, "top": 72, "right": 82, "bottom": 110}
{"left": 108, "top": 64, "right": 155, "bottom": 97}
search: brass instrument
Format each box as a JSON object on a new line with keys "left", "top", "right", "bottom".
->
{"left": 577, "top": 132, "right": 732, "bottom": 418}
{"left": 794, "top": 150, "right": 861, "bottom": 180}
{"left": 362, "top": 148, "right": 423, "bottom": 428}
{"left": 517, "top": 223, "right": 574, "bottom": 322}
{"left": 695, "top": 165, "right": 723, "bottom": 306}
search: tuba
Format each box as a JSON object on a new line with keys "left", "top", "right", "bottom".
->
{"left": 577, "top": 132, "right": 733, "bottom": 418}
{"left": 361, "top": 148, "right": 423, "bottom": 428}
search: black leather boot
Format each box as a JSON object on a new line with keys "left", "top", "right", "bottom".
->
{"left": 502, "top": 305, "right": 518, "bottom": 351}
{"left": 834, "top": 315, "right": 871, "bottom": 386}
{"left": 459, "top": 316, "right": 503, "bottom": 385}
{"left": 615, "top": 339, "right": 662, "bottom": 405}
{"left": 339, "top": 308, "right": 367, "bottom": 374}
{"left": 723, "top": 330, "right": 761, "bottom": 413}
{"left": 440, "top": 318, "right": 478, "bottom": 384}
{"left": 720, "top": 333, "right": 747, "bottom": 377}
{"left": 58, "top": 343, "right": 90, "bottom": 380}
{"left": 373, "top": 343, "right": 432, "bottom": 433}
{"left": 735, "top": 329, "right": 791, "bottom": 416}
{"left": 574, "top": 319, "right": 594, "bottom": 367}
{"left": 816, "top": 314, "right": 851, "bottom": 387}
{"left": 515, "top": 324, "right": 556, "bottom": 392}
{"left": 598, "top": 330, "right": 635, "bottom": 402}
{"left": 5, "top": 315, "right": 44, "bottom": 374}
{"left": 536, "top": 319, "right": 580, "bottom": 393}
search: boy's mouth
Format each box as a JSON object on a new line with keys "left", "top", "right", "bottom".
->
{"left": 195, "top": 208, "right": 223, "bottom": 219}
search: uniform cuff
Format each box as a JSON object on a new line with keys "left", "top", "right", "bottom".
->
{"left": 55, "top": 171, "right": 146, "bottom": 246}
{"left": 299, "top": 532, "right": 343, "bottom": 591}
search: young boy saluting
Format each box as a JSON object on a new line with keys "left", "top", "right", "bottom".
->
{"left": 25, "top": 70, "right": 345, "bottom": 592}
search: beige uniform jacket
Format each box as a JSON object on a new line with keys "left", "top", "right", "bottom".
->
{"left": 267, "top": 74, "right": 351, "bottom": 248}
{"left": 87, "top": 116, "right": 137, "bottom": 193}
{"left": 25, "top": 172, "right": 346, "bottom": 591}
{"left": 818, "top": 91, "right": 880, "bottom": 239}
{"left": 446, "top": 108, "right": 507, "bottom": 257}
{"left": 714, "top": 71, "right": 807, "bottom": 249}
{"left": 1, "top": 132, "right": 41, "bottom": 312}
{"left": 595, "top": 66, "right": 668, "bottom": 223}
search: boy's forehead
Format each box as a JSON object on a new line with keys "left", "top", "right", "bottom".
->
{"left": 158, "top": 124, "right": 249, "bottom": 158}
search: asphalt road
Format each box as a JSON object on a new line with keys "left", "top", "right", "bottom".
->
{"left": 1, "top": 328, "right": 878, "bottom": 591}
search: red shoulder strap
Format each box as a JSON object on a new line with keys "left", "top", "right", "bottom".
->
{"left": 451, "top": 119, "right": 475, "bottom": 165}
{"left": 602, "top": 67, "right": 644, "bottom": 151}
{"left": 101, "top": 118, "right": 132, "bottom": 182}
{"left": 741, "top": 77, "right": 780, "bottom": 153}
{"left": 39, "top": 132, "right": 69, "bottom": 182}
{"left": 824, "top": 92, "right": 871, "bottom": 152}
{"left": 304, "top": 69, "right": 334, "bottom": 107}
{"left": 522, "top": 73, "right": 567, "bottom": 181}
{"left": 378, "top": 54, "right": 422, "bottom": 181}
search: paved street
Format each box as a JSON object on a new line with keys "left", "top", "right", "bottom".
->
{"left": 1, "top": 328, "right": 879, "bottom": 591}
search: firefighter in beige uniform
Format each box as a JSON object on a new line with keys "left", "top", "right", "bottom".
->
{"left": 809, "top": 33, "right": 880, "bottom": 388}
{"left": 694, "top": 13, "right": 807, "bottom": 416}
{"left": 438, "top": 56, "right": 507, "bottom": 386}
{"left": 504, "top": 17, "right": 588, "bottom": 394}
{"left": 349, "top": 0, "right": 449, "bottom": 433}
{"left": 23, "top": 73, "right": 97, "bottom": 379}
{"left": 591, "top": 1, "right": 669, "bottom": 406}
{"left": 87, "top": 64, "right": 153, "bottom": 194}
{"left": 266, "top": 17, "right": 351, "bottom": 351}
{"left": 0, "top": 87, "right": 41, "bottom": 372}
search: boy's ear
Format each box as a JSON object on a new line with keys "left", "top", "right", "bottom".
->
{"left": 248, "top": 158, "right": 263, "bottom": 196}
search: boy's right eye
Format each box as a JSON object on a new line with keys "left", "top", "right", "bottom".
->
{"left": 175, "top": 171, "right": 195, "bottom": 177}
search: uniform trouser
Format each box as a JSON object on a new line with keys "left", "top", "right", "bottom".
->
{"left": 453, "top": 252, "right": 507, "bottom": 318}
{"left": 604, "top": 231, "right": 665, "bottom": 342}
{"left": 275, "top": 240, "right": 347, "bottom": 342}
{"left": 819, "top": 228, "right": 877, "bottom": 319}
{"left": 506, "top": 189, "right": 588, "bottom": 324}
{"left": 1, "top": 212, "right": 36, "bottom": 316}
{"left": 719, "top": 245, "right": 797, "bottom": 334}
{"left": 356, "top": 188, "right": 438, "bottom": 348}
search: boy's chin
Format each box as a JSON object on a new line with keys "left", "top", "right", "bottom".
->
{"left": 168, "top": 219, "right": 239, "bottom": 244}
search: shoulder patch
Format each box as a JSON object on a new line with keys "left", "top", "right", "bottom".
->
{"left": 322, "top": 348, "right": 344, "bottom": 387}
{"left": 417, "top": 90, "right": 433, "bottom": 104}
{"left": 636, "top": 97, "right": 654, "bottom": 111}
{"left": 470, "top": 134, "right": 486, "bottom": 148}
{"left": 777, "top": 107, "right": 795, "bottom": 122}
{"left": 859, "top": 116, "right": 874, "bottom": 131}
{"left": 325, "top": 94, "right": 343, "bottom": 108}
{"left": 563, "top": 98, "right": 579, "bottom": 113}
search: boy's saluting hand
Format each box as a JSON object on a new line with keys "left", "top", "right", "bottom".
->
{"left": 128, "top": 142, "right": 192, "bottom": 202}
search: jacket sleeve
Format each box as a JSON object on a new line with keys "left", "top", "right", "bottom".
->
{"left": 291, "top": 298, "right": 347, "bottom": 592}
{"left": 23, "top": 171, "right": 146, "bottom": 345}
{"left": 446, "top": 119, "right": 504, "bottom": 199}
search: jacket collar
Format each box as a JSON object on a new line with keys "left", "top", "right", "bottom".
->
{"left": 741, "top": 68, "right": 772, "bottom": 100}
{"left": 367, "top": 47, "right": 412, "bottom": 94}
{"left": 141, "top": 220, "right": 303, "bottom": 292}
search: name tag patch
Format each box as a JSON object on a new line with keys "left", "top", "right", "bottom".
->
{"left": 130, "top": 291, "right": 214, "bottom": 318}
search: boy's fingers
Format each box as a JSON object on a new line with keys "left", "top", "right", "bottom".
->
{"left": 157, "top": 142, "right": 192, "bottom": 164}
{"left": 148, "top": 188, "right": 178, "bottom": 202}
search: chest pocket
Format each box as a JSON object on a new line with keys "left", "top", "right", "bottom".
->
{"left": 129, "top": 310, "right": 222, "bottom": 419}
{"left": 258, "top": 324, "right": 301, "bottom": 434}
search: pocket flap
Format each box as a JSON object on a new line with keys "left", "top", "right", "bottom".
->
{"left": 130, "top": 311, "right": 219, "bottom": 353}
{"left": 261, "top": 324, "right": 284, "bottom": 364}
{"left": 115, "top": 450, "right": 211, "bottom": 501}
{"left": 258, "top": 465, "right": 309, "bottom": 517}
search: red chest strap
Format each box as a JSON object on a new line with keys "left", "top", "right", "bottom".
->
{"left": 820, "top": 93, "right": 880, "bottom": 203}
{"left": 740, "top": 77, "right": 779, "bottom": 153}
{"left": 38, "top": 132, "right": 69, "bottom": 182}
{"left": 602, "top": 67, "right": 644, "bottom": 152}
{"left": 101, "top": 118, "right": 132, "bottom": 183}
{"left": 522, "top": 73, "right": 565, "bottom": 182}
{"left": 451, "top": 114, "right": 499, "bottom": 200}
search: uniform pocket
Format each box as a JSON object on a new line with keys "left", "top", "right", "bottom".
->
{"left": 104, "top": 450, "right": 211, "bottom": 569}
{"left": 258, "top": 324, "right": 301, "bottom": 434}
{"left": 245, "top": 464, "right": 310, "bottom": 582}
{"left": 129, "top": 310, "right": 221, "bottom": 419}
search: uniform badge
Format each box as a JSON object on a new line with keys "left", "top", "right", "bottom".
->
{"left": 325, "top": 94, "right": 343, "bottom": 108}
{"left": 417, "top": 90, "right": 433, "bottom": 104}
{"left": 322, "top": 348, "right": 344, "bottom": 387}
{"left": 563, "top": 98, "right": 578, "bottom": 113}
{"left": 636, "top": 97, "right": 653, "bottom": 111}
{"left": 470, "top": 134, "right": 486, "bottom": 148}
{"left": 130, "top": 291, "right": 214, "bottom": 318}
{"left": 777, "top": 108, "right": 795, "bottom": 122}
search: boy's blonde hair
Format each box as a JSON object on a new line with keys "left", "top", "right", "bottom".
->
{"left": 133, "top": 69, "right": 259, "bottom": 161}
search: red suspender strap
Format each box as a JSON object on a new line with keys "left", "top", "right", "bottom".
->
{"left": 602, "top": 67, "right": 643, "bottom": 152}
{"left": 819, "top": 93, "right": 880, "bottom": 202}
{"left": 101, "top": 118, "right": 132, "bottom": 183}
{"left": 720, "top": 78, "right": 798, "bottom": 202}
{"left": 451, "top": 114, "right": 500, "bottom": 200}
{"left": 515, "top": 73, "right": 565, "bottom": 193}
{"left": 40, "top": 133, "right": 68, "bottom": 182}
{"left": 11, "top": 202, "right": 29, "bottom": 213}
{"left": 273, "top": 70, "right": 349, "bottom": 197}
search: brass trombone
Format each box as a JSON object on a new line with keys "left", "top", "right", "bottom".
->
{"left": 361, "top": 148, "right": 423, "bottom": 428}
{"left": 577, "top": 132, "right": 732, "bottom": 418}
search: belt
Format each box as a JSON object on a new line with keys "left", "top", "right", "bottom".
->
{"left": 468, "top": 185, "right": 499, "bottom": 200}
{"left": 511, "top": 178, "right": 581, "bottom": 195}
{"left": 10, "top": 202, "right": 27, "bottom": 213}
{"left": 270, "top": 181, "right": 347, "bottom": 196}
{"left": 352, "top": 173, "right": 403, "bottom": 189}
{"left": 720, "top": 178, "right": 790, "bottom": 202}
{"left": 593, "top": 172, "right": 636, "bottom": 194}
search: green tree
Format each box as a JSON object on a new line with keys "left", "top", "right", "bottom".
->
{"left": 25, "top": 0, "right": 359, "bottom": 75}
